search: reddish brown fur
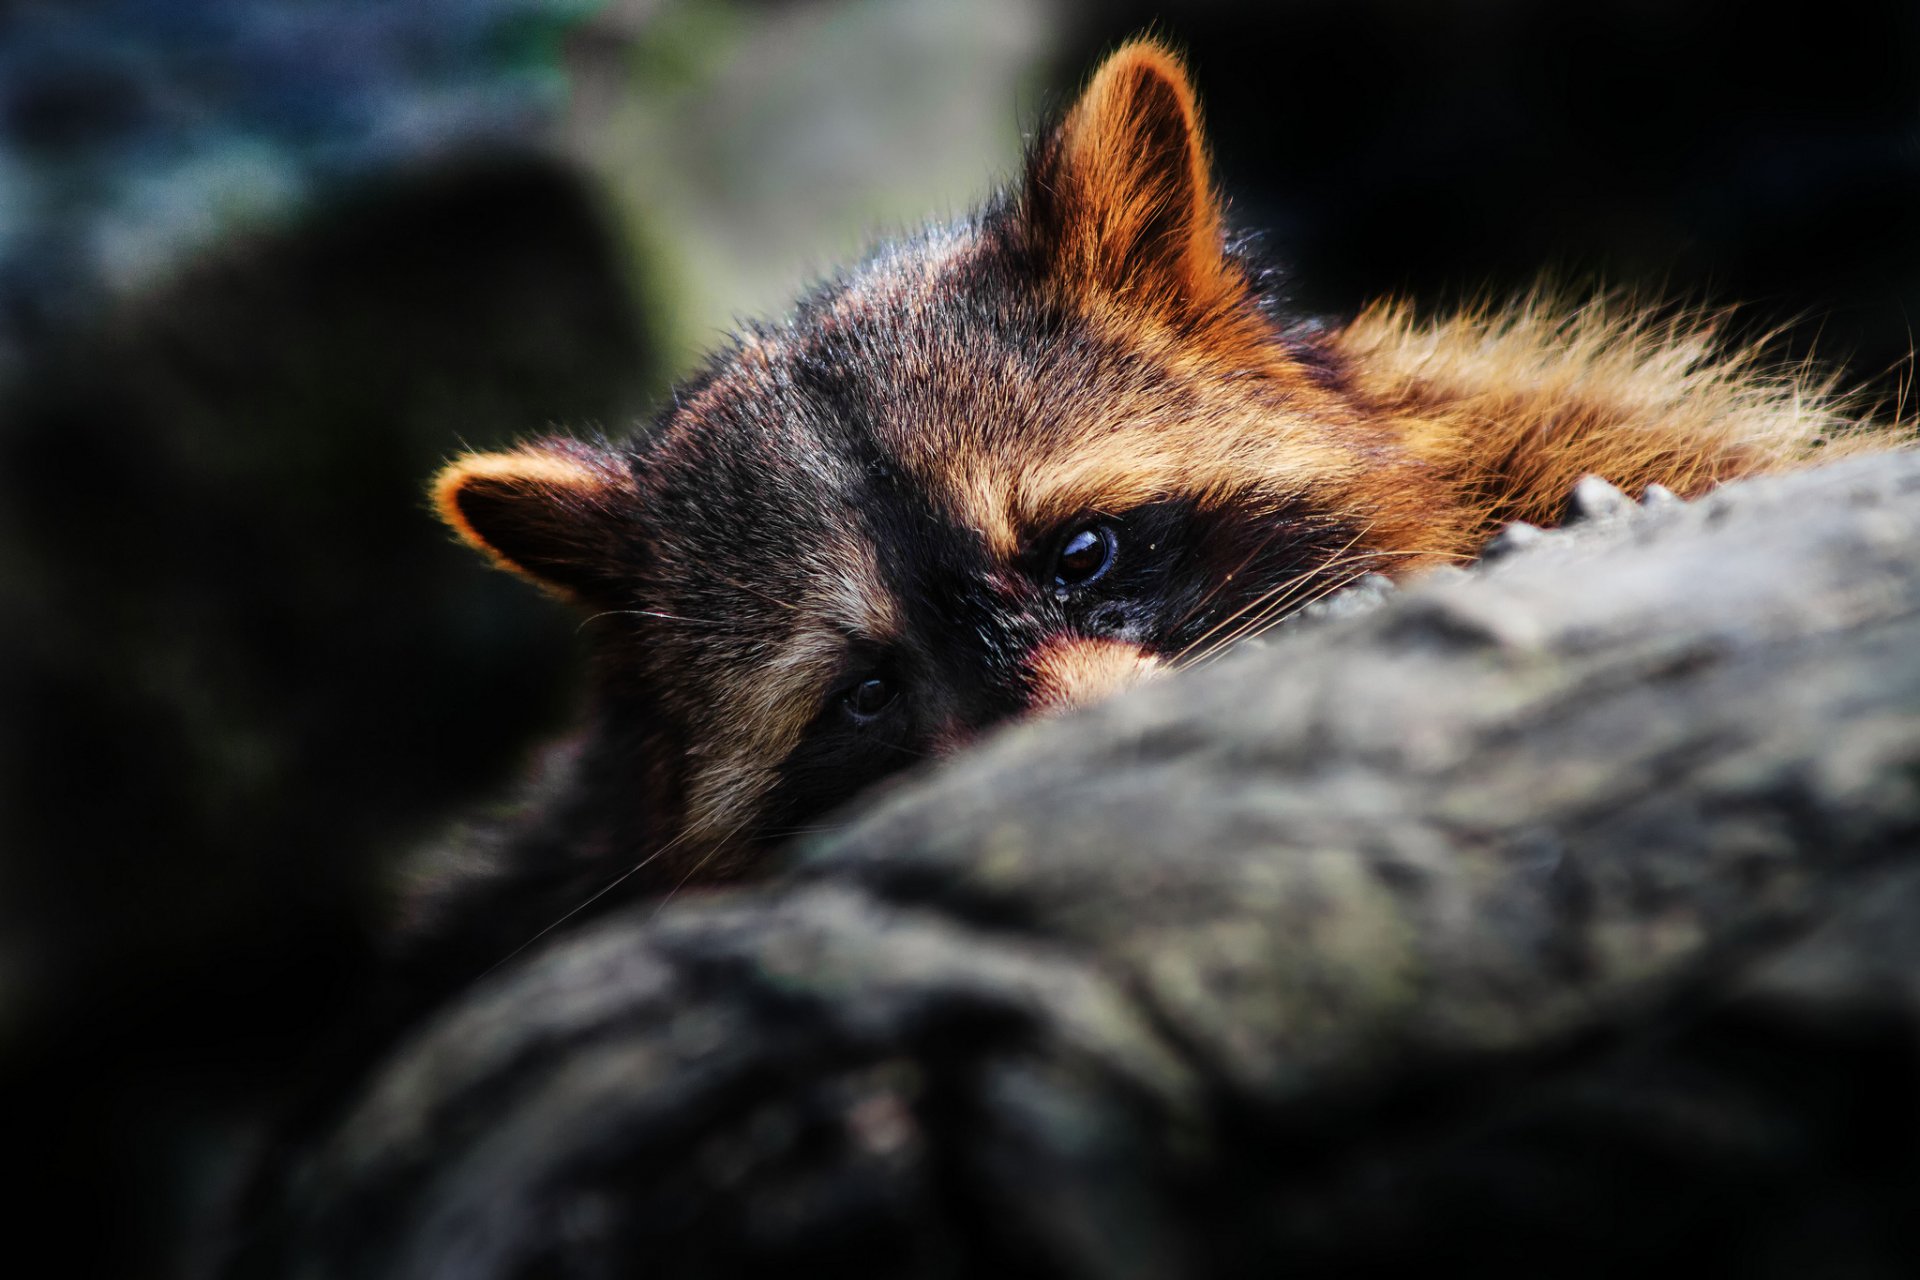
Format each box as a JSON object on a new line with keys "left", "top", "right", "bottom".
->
{"left": 1333, "top": 295, "right": 1886, "bottom": 537}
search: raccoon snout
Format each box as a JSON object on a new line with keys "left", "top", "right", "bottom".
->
{"left": 1023, "top": 636, "right": 1160, "bottom": 716}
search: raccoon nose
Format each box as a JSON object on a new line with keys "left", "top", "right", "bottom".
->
{"left": 1023, "top": 636, "right": 1160, "bottom": 716}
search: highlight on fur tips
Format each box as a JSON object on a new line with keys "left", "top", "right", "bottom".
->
{"left": 433, "top": 438, "right": 637, "bottom": 601}
{"left": 413, "top": 36, "right": 1909, "bottom": 987}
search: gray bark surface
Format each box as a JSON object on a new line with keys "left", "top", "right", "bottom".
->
{"left": 247, "top": 450, "right": 1920, "bottom": 1278}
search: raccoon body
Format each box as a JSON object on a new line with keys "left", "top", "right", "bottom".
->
{"left": 416, "top": 39, "right": 1897, "bottom": 984}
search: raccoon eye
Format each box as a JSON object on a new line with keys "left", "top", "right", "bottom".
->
{"left": 1052, "top": 523, "right": 1118, "bottom": 589}
{"left": 842, "top": 676, "right": 897, "bottom": 720}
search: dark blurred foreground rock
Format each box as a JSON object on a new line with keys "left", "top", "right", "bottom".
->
{"left": 236, "top": 449, "right": 1920, "bottom": 1278}
{"left": 6, "top": 157, "right": 645, "bottom": 1280}
{"left": 0, "top": 5, "right": 646, "bottom": 1275}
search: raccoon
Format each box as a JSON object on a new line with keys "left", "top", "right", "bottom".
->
{"left": 412, "top": 38, "right": 1896, "bottom": 988}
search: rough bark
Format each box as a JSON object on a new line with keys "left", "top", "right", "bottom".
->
{"left": 240, "top": 450, "right": 1920, "bottom": 1278}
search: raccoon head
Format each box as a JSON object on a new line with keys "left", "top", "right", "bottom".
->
{"left": 433, "top": 40, "right": 1449, "bottom": 880}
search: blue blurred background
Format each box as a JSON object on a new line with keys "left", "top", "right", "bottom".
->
{"left": 2, "top": 1, "right": 1915, "bottom": 1275}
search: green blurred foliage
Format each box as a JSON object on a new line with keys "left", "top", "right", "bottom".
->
{"left": 562, "top": 0, "right": 1066, "bottom": 380}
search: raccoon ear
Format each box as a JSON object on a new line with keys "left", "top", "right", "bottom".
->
{"left": 432, "top": 439, "right": 636, "bottom": 602}
{"left": 1019, "top": 39, "right": 1233, "bottom": 318}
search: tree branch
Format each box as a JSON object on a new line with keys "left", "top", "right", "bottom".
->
{"left": 242, "top": 450, "right": 1920, "bottom": 1278}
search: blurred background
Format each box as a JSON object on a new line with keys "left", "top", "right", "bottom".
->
{"left": 1, "top": 1, "right": 1915, "bottom": 1275}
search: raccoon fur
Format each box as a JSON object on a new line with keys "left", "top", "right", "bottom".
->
{"left": 409, "top": 38, "right": 1901, "bottom": 994}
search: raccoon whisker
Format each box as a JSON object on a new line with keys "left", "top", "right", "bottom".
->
{"left": 1161, "top": 515, "right": 1319, "bottom": 641}
{"left": 577, "top": 609, "right": 740, "bottom": 633}
{"left": 1209, "top": 544, "right": 1463, "bottom": 647}
{"left": 1160, "top": 510, "right": 1371, "bottom": 649}
{"left": 1219, "top": 574, "right": 1371, "bottom": 656}
{"left": 480, "top": 822, "right": 706, "bottom": 979}
{"left": 1186, "top": 596, "right": 1327, "bottom": 670}
{"left": 1168, "top": 575, "right": 1304, "bottom": 666}
{"left": 713, "top": 573, "right": 803, "bottom": 613}
{"left": 1180, "top": 560, "right": 1365, "bottom": 663}
{"left": 1169, "top": 525, "right": 1377, "bottom": 664}
{"left": 1173, "top": 537, "right": 1451, "bottom": 665}
{"left": 1195, "top": 567, "right": 1369, "bottom": 664}
{"left": 1187, "top": 543, "right": 1476, "bottom": 666}
{"left": 650, "top": 818, "right": 755, "bottom": 917}
{"left": 816, "top": 735, "right": 931, "bottom": 763}
{"left": 751, "top": 822, "right": 847, "bottom": 839}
